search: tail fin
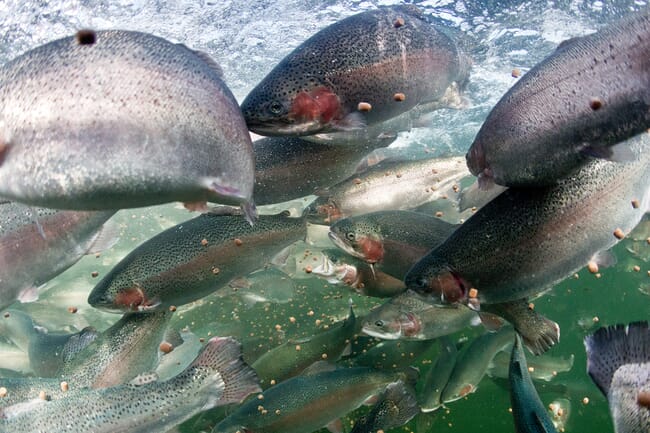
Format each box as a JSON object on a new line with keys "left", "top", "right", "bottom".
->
{"left": 191, "top": 336, "right": 261, "bottom": 406}
{"left": 584, "top": 321, "right": 650, "bottom": 396}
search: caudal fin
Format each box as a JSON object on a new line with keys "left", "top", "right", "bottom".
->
{"left": 191, "top": 336, "right": 261, "bottom": 406}
{"left": 584, "top": 321, "right": 650, "bottom": 396}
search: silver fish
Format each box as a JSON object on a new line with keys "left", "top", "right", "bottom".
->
{"left": 0, "top": 30, "right": 255, "bottom": 218}
{"left": 0, "top": 202, "right": 115, "bottom": 310}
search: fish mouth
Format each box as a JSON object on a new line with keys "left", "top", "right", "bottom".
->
{"left": 246, "top": 119, "right": 324, "bottom": 137}
{"left": 361, "top": 322, "right": 401, "bottom": 340}
{"left": 328, "top": 231, "right": 366, "bottom": 260}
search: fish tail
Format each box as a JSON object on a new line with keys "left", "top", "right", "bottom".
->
{"left": 584, "top": 321, "right": 650, "bottom": 396}
{"left": 193, "top": 336, "right": 261, "bottom": 405}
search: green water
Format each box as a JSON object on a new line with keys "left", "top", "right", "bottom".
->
{"left": 6, "top": 202, "right": 646, "bottom": 433}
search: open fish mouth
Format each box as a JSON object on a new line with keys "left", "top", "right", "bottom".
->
{"left": 246, "top": 119, "right": 324, "bottom": 137}
{"left": 327, "top": 231, "right": 366, "bottom": 260}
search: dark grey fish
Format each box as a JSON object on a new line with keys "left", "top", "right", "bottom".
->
{"left": 350, "top": 381, "right": 419, "bottom": 433}
{"left": 467, "top": 11, "right": 650, "bottom": 188}
{"left": 407, "top": 133, "right": 650, "bottom": 309}
{"left": 0, "top": 30, "right": 255, "bottom": 218}
{"left": 88, "top": 212, "right": 307, "bottom": 312}
{"left": 0, "top": 202, "right": 115, "bottom": 310}
{"left": 585, "top": 321, "right": 650, "bottom": 433}
{"left": 242, "top": 5, "right": 470, "bottom": 136}
{"left": 509, "top": 334, "right": 559, "bottom": 433}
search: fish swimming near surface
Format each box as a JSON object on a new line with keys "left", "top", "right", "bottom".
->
{"left": 466, "top": 10, "right": 650, "bottom": 188}
{"left": 0, "top": 30, "right": 255, "bottom": 219}
{"left": 0, "top": 336, "right": 260, "bottom": 433}
{"left": 407, "top": 132, "right": 650, "bottom": 351}
{"left": 350, "top": 381, "right": 419, "bottom": 433}
{"left": 242, "top": 5, "right": 470, "bottom": 136}
{"left": 0, "top": 202, "right": 116, "bottom": 310}
{"left": 585, "top": 321, "right": 650, "bottom": 433}
{"left": 88, "top": 211, "right": 307, "bottom": 312}
{"left": 313, "top": 156, "right": 469, "bottom": 222}
{"left": 508, "top": 334, "right": 559, "bottom": 433}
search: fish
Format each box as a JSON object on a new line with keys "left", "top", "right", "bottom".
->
{"left": 466, "top": 11, "right": 650, "bottom": 188}
{"left": 0, "top": 201, "right": 115, "bottom": 310}
{"left": 241, "top": 5, "right": 470, "bottom": 136}
{"left": 0, "top": 336, "right": 261, "bottom": 433}
{"left": 419, "top": 336, "right": 459, "bottom": 412}
{"left": 58, "top": 311, "right": 173, "bottom": 388}
{"left": 350, "top": 339, "right": 436, "bottom": 371}
{"left": 441, "top": 327, "right": 515, "bottom": 403}
{"left": 0, "top": 30, "right": 255, "bottom": 219}
{"left": 585, "top": 321, "right": 650, "bottom": 433}
{"left": 251, "top": 304, "right": 357, "bottom": 387}
{"left": 313, "top": 156, "right": 469, "bottom": 223}
{"left": 88, "top": 211, "right": 307, "bottom": 312}
{"left": 253, "top": 136, "right": 384, "bottom": 205}
{"left": 328, "top": 210, "right": 458, "bottom": 278}
{"left": 212, "top": 366, "right": 416, "bottom": 433}
{"left": 407, "top": 132, "right": 650, "bottom": 309}
{"left": 349, "top": 381, "right": 419, "bottom": 433}
{"left": 362, "top": 290, "right": 479, "bottom": 340}
{"left": 487, "top": 349, "right": 574, "bottom": 382}
{"left": 509, "top": 334, "right": 559, "bottom": 433}
{"left": 310, "top": 249, "right": 406, "bottom": 298}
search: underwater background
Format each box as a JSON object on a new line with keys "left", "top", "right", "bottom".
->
{"left": 0, "top": 0, "right": 649, "bottom": 432}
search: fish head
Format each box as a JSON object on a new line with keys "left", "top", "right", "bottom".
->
{"left": 405, "top": 256, "right": 471, "bottom": 306}
{"left": 329, "top": 217, "right": 384, "bottom": 264}
{"left": 242, "top": 73, "right": 343, "bottom": 136}
{"left": 88, "top": 283, "right": 159, "bottom": 313}
{"left": 362, "top": 304, "right": 421, "bottom": 340}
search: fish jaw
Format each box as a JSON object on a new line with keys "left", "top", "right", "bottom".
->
{"left": 407, "top": 261, "right": 471, "bottom": 307}
{"left": 328, "top": 231, "right": 366, "bottom": 261}
{"left": 88, "top": 285, "right": 156, "bottom": 313}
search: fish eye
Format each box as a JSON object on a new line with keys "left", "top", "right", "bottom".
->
{"left": 346, "top": 232, "right": 355, "bottom": 241}
{"left": 375, "top": 320, "right": 384, "bottom": 327}
{"left": 268, "top": 100, "right": 283, "bottom": 115}
{"left": 416, "top": 277, "right": 428, "bottom": 290}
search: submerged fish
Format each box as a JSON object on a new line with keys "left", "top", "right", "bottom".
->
{"left": 362, "top": 290, "right": 479, "bottom": 340}
{"left": 487, "top": 349, "right": 574, "bottom": 382}
{"left": 509, "top": 334, "right": 559, "bottom": 433}
{"left": 58, "top": 311, "right": 173, "bottom": 388}
{"left": 407, "top": 132, "right": 650, "bottom": 308}
{"left": 0, "top": 30, "right": 255, "bottom": 218}
{"left": 311, "top": 249, "right": 406, "bottom": 298}
{"left": 253, "top": 136, "right": 384, "bottom": 205}
{"left": 88, "top": 212, "right": 306, "bottom": 312}
{"left": 251, "top": 305, "right": 357, "bottom": 387}
{"left": 241, "top": 5, "right": 470, "bottom": 136}
{"left": 419, "top": 336, "right": 459, "bottom": 412}
{"left": 467, "top": 11, "right": 650, "bottom": 188}
{"left": 0, "top": 202, "right": 115, "bottom": 310}
{"left": 314, "top": 156, "right": 469, "bottom": 222}
{"left": 442, "top": 327, "right": 515, "bottom": 403}
{"left": 212, "top": 366, "right": 415, "bottom": 433}
{"left": 328, "top": 210, "right": 458, "bottom": 277}
{"left": 585, "top": 321, "right": 650, "bottom": 433}
{"left": 0, "top": 337, "right": 260, "bottom": 433}
{"left": 350, "top": 381, "right": 419, "bottom": 433}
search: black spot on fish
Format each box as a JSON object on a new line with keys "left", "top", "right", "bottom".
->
{"left": 76, "top": 29, "right": 97, "bottom": 45}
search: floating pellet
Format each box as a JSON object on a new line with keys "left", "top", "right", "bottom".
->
{"left": 587, "top": 261, "right": 599, "bottom": 274}
{"left": 357, "top": 102, "right": 372, "bottom": 112}
{"left": 528, "top": 302, "right": 535, "bottom": 310}
{"left": 295, "top": 345, "right": 301, "bottom": 351}
{"left": 613, "top": 228, "right": 625, "bottom": 239}
{"left": 582, "top": 397, "right": 589, "bottom": 404}
{"left": 468, "top": 288, "right": 478, "bottom": 298}
{"left": 91, "top": 271, "right": 99, "bottom": 278}
{"left": 305, "top": 265, "right": 312, "bottom": 273}
{"left": 633, "top": 265, "right": 641, "bottom": 272}
{"left": 201, "top": 238, "right": 208, "bottom": 246}
{"left": 632, "top": 199, "right": 641, "bottom": 209}
{"left": 289, "top": 316, "right": 296, "bottom": 323}
{"left": 393, "top": 92, "right": 405, "bottom": 101}
{"left": 589, "top": 97, "right": 603, "bottom": 110}
{"left": 60, "top": 381, "right": 69, "bottom": 392}
{"left": 169, "top": 305, "right": 177, "bottom": 312}
{"left": 234, "top": 238, "right": 243, "bottom": 246}
{"left": 435, "top": 211, "right": 443, "bottom": 217}
{"left": 393, "top": 17, "right": 405, "bottom": 27}
{"left": 511, "top": 68, "right": 521, "bottom": 78}
{"left": 212, "top": 267, "right": 220, "bottom": 275}
{"left": 39, "top": 390, "right": 47, "bottom": 400}
{"left": 0, "top": 387, "right": 7, "bottom": 398}
{"left": 67, "top": 306, "right": 78, "bottom": 314}
{"left": 637, "top": 391, "right": 650, "bottom": 408}
{"left": 159, "top": 342, "right": 173, "bottom": 354}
